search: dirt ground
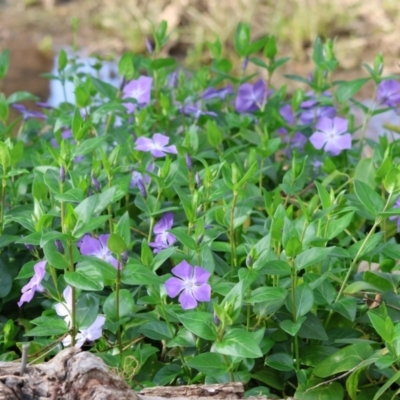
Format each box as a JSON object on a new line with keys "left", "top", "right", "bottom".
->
{"left": 0, "top": 0, "right": 400, "bottom": 102}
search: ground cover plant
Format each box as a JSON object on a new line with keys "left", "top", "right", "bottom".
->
{"left": 2, "top": 21, "right": 400, "bottom": 400}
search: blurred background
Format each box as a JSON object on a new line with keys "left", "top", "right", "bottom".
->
{"left": 1, "top": 0, "right": 400, "bottom": 103}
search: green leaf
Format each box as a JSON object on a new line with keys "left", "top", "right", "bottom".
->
{"left": 25, "top": 319, "right": 69, "bottom": 337}
{"left": 247, "top": 286, "right": 287, "bottom": 304}
{"left": 118, "top": 52, "right": 135, "bottom": 80}
{"left": 7, "top": 91, "right": 39, "bottom": 104}
{"left": 295, "top": 247, "right": 335, "bottom": 271}
{"left": 58, "top": 48, "right": 68, "bottom": 71}
{"left": 368, "top": 311, "right": 393, "bottom": 343}
{"left": 76, "top": 293, "right": 99, "bottom": 329}
{"left": 122, "top": 262, "right": 164, "bottom": 285}
{"left": 77, "top": 257, "right": 117, "bottom": 281}
{"left": 71, "top": 137, "right": 107, "bottom": 158}
{"left": 331, "top": 297, "right": 357, "bottom": 321}
{"left": 354, "top": 158, "right": 376, "bottom": 189}
{"left": 0, "top": 49, "right": 9, "bottom": 80}
{"left": 294, "top": 283, "right": 314, "bottom": 319}
{"left": 327, "top": 212, "right": 354, "bottom": 240}
{"left": 43, "top": 241, "right": 70, "bottom": 270}
{"left": 234, "top": 22, "right": 251, "bottom": 57}
{"left": 296, "top": 382, "right": 344, "bottom": 400}
{"left": 116, "top": 212, "right": 131, "bottom": 249}
{"left": 298, "top": 312, "right": 329, "bottom": 341}
{"left": 372, "top": 369, "right": 400, "bottom": 400}
{"left": 280, "top": 316, "right": 307, "bottom": 336}
{"left": 315, "top": 181, "right": 331, "bottom": 209}
{"left": 104, "top": 289, "right": 135, "bottom": 320}
{"left": 314, "top": 343, "right": 374, "bottom": 378}
{"left": 207, "top": 120, "right": 223, "bottom": 148}
{"left": 64, "top": 270, "right": 104, "bottom": 291}
{"left": 354, "top": 180, "right": 384, "bottom": 217}
{"left": 265, "top": 352, "right": 294, "bottom": 371}
{"left": 138, "top": 321, "right": 174, "bottom": 340}
{"left": 107, "top": 233, "right": 127, "bottom": 255}
{"left": 178, "top": 311, "right": 217, "bottom": 341}
{"left": 152, "top": 247, "right": 176, "bottom": 271}
{"left": 150, "top": 57, "right": 177, "bottom": 70}
{"left": 186, "top": 353, "right": 230, "bottom": 376}
{"left": 215, "top": 329, "right": 263, "bottom": 358}
{"left": 91, "top": 77, "right": 118, "bottom": 99}
{"left": 335, "top": 78, "right": 369, "bottom": 103}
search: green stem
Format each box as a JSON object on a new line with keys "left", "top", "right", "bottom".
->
{"left": 0, "top": 176, "right": 6, "bottom": 234}
{"left": 325, "top": 191, "right": 393, "bottom": 327}
{"left": 229, "top": 191, "right": 238, "bottom": 268}
{"left": 116, "top": 258, "right": 122, "bottom": 353}
{"left": 68, "top": 239, "right": 76, "bottom": 347}
{"left": 289, "top": 258, "right": 300, "bottom": 371}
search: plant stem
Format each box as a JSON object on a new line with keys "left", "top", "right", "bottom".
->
{"left": 116, "top": 258, "right": 122, "bottom": 353}
{"left": 68, "top": 239, "right": 76, "bottom": 347}
{"left": 229, "top": 191, "right": 238, "bottom": 268}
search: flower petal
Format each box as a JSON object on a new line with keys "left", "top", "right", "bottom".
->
{"left": 315, "top": 116, "right": 332, "bottom": 133}
{"left": 332, "top": 117, "right": 348, "bottom": 135}
{"left": 178, "top": 289, "right": 198, "bottom": 309}
{"left": 79, "top": 235, "right": 101, "bottom": 256}
{"left": 192, "top": 266, "right": 211, "bottom": 285}
{"left": 165, "top": 277, "right": 185, "bottom": 298}
{"left": 153, "top": 212, "right": 174, "bottom": 234}
{"left": 153, "top": 133, "right": 170, "bottom": 147}
{"left": 324, "top": 133, "right": 352, "bottom": 156}
{"left": 309, "top": 131, "right": 328, "bottom": 150}
{"left": 172, "top": 260, "right": 193, "bottom": 280}
{"left": 135, "top": 137, "right": 154, "bottom": 152}
{"left": 98, "top": 234, "right": 110, "bottom": 250}
{"left": 191, "top": 283, "right": 211, "bottom": 302}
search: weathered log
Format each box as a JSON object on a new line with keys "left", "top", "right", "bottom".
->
{"left": 0, "top": 348, "right": 282, "bottom": 400}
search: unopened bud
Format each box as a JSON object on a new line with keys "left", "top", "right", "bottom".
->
{"left": 195, "top": 172, "right": 202, "bottom": 188}
{"left": 55, "top": 239, "right": 65, "bottom": 254}
{"left": 241, "top": 56, "right": 249, "bottom": 72}
{"left": 122, "top": 250, "right": 129, "bottom": 264}
{"left": 213, "top": 312, "right": 220, "bottom": 326}
{"left": 246, "top": 254, "right": 253, "bottom": 267}
{"left": 119, "top": 76, "right": 127, "bottom": 91}
{"left": 145, "top": 38, "right": 153, "bottom": 55}
{"left": 24, "top": 243, "right": 35, "bottom": 253}
{"left": 91, "top": 173, "right": 101, "bottom": 192}
{"left": 60, "top": 165, "right": 66, "bottom": 183}
{"left": 185, "top": 153, "right": 193, "bottom": 171}
{"left": 196, "top": 233, "right": 204, "bottom": 245}
{"left": 138, "top": 179, "right": 147, "bottom": 198}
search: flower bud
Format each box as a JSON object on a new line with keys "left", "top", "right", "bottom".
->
{"left": 145, "top": 38, "right": 153, "bottom": 55}
{"left": 241, "top": 56, "right": 249, "bottom": 72}
{"left": 24, "top": 243, "right": 35, "bottom": 253}
{"left": 55, "top": 239, "right": 65, "bottom": 254}
{"left": 138, "top": 179, "right": 147, "bottom": 198}
{"left": 122, "top": 250, "right": 129, "bottom": 265}
{"left": 91, "top": 173, "right": 101, "bottom": 192}
{"left": 213, "top": 312, "right": 220, "bottom": 326}
{"left": 185, "top": 153, "right": 193, "bottom": 171}
{"left": 196, "top": 233, "right": 204, "bottom": 245}
{"left": 195, "top": 172, "right": 202, "bottom": 188}
{"left": 60, "top": 165, "right": 66, "bottom": 183}
{"left": 246, "top": 254, "right": 253, "bottom": 267}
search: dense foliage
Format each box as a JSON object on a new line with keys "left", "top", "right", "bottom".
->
{"left": 2, "top": 21, "right": 400, "bottom": 400}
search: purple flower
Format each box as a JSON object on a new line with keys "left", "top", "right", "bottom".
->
{"left": 235, "top": 79, "right": 267, "bottom": 113}
{"left": 181, "top": 102, "right": 218, "bottom": 120}
{"left": 389, "top": 197, "right": 400, "bottom": 231}
{"left": 309, "top": 116, "right": 352, "bottom": 156}
{"left": 137, "top": 179, "right": 147, "bottom": 198}
{"left": 279, "top": 104, "right": 295, "bottom": 126}
{"left": 51, "top": 129, "right": 73, "bottom": 148}
{"left": 78, "top": 234, "right": 119, "bottom": 269}
{"left": 145, "top": 38, "right": 153, "bottom": 55}
{"left": 149, "top": 212, "right": 177, "bottom": 253}
{"left": 135, "top": 133, "right": 177, "bottom": 158}
{"left": 130, "top": 165, "right": 152, "bottom": 188}
{"left": 12, "top": 104, "right": 46, "bottom": 121}
{"left": 167, "top": 71, "right": 179, "bottom": 88}
{"left": 202, "top": 85, "right": 234, "bottom": 101}
{"left": 299, "top": 92, "right": 336, "bottom": 125}
{"left": 122, "top": 76, "right": 153, "bottom": 113}
{"left": 17, "top": 260, "right": 46, "bottom": 307}
{"left": 165, "top": 260, "right": 211, "bottom": 310}
{"left": 377, "top": 80, "right": 400, "bottom": 108}
{"left": 54, "top": 286, "right": 106, "bottom": 348}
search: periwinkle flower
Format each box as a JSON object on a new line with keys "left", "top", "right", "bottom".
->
{"left": 195, "top": 172, "right": 202, "bottom": 188}
{"left": 377, "top": 80, "right": 400, "bottom": 108}
{"left": 165, "top": 261, "right": 211, "bottom": 310}
{"left": 122, "top": 76, "right": 153, "bottom": 113}
{"left": 202, "top": 85, "right": 234, "bottom": 101}
{"left": 389, "top": 197, "right": 400, "bottom": 231}
{"left": 17, "top": 260, "right": 46, "bottom": 307}
{"left": 309, "top": 116, "right": 352, "bottom": 156}
{"left": 78, "top": 234, "right": 119, "bottom": 269}
{"left": 60, "top": 165, "right": 66, "bottom": 183}
{"left": 135, "top": 133, "right": 177, "bottom": 158}
{"left": 235, "top": 79, "right": 267, "bottom": 113}
{"left": 55, "top": 239, "right": 64, "bottom": 254}
{"left": 12, "top": 104, "right": 46, "bottom": 121}
{"left": 279, "top": 104, "right": 295, "bottom": 127}
{"left": 145, "top": 38, "right": 153, "bottom": 55}
{"left": 181, "top": 102, "right": 218, "bottom": 120}
{"left": 299, "top": 92, "right": 336, "bottom": 125}
{"left": 54, "top": 286, "right": 106, "bottom": 348}
{"left": 91, "top": 174, "right": 101, "bottom": 192}
{"left": 149, "top": 212, "right": 177, "bottom": 253}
